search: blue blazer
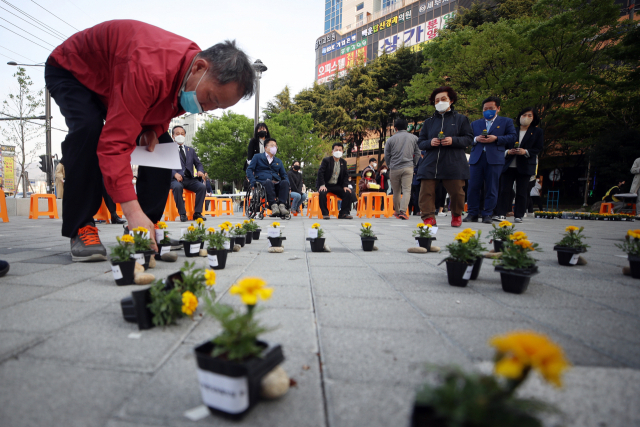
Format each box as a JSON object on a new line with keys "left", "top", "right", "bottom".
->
{"left": 469, "top": 115, "right": 517, "bottom": 165}
{"left": 246, "top": 153, "right": 289, "bottom": 187}
{"left": 172, "top": 144, "right": 204, "bottom": 180}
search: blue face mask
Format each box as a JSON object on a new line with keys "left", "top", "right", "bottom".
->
{"left": 179, "top": 69, "right": 208, "bottom": 114}
{"left": 483, "top": 110, "right": 497, "bottom": 120}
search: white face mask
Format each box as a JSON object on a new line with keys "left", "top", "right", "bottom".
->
{"left": 381, "top": 169, "right": 387, "bottom": 174}
{"left": 333, "top": 151, "right": 343, "bottom": 158}
{"left": 520, "top": 116, "right": 533, "bottom": 126}
{"left": 268, "top": 146, "right": 277, "bottom": 155}
{"left": 174, "top": 135, "right": 186, "bottom": 144}
{"left": 435, "top": 101, "right": 450, "bottom": 113}
{"left": 372, "top": 163, "right": 377, "bottom": 169}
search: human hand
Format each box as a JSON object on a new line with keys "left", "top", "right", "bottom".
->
{"left": 197, "top": 171, "right": 204, "bottom": 178}
{"left": 515, "top": 148, "right": 525, "bottom": 155}
{"left": 121, "top": 200, "right": 157, "bottom": 252}
{"left": 485, "top": 135, "right": 498, "bottom": 143}
{"left": 319, "top": 185, "right": 327, "bottom": 192}
{"left": 174, "top": 173, "right": 183, "bottom": 182}
{"left": 139, "top": 130, "right": 159, "bottom": 152}
{"left": 344, "top": 187, "right": 351, "bottom": 193}
{"left": 431, "top": 138, "right": 441, "bottom": 147}
{"left": 441, "top": 137, "right": 453, "bottom": 146}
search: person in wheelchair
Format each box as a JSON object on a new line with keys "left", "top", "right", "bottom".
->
{"left": 246, "top": 138, "right": 290, "bottom": 216}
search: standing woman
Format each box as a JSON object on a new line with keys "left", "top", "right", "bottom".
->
{"left": 495, "top": 108, "right": 544, "bottom": 222}
{"left": 244, "top": 122, "right": 270, "bottom": 171}
{"left": 416, "top": 86, "right": 473, "bottom": 227}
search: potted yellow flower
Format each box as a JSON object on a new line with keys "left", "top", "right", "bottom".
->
{"left": 554, "top": 225, "right": 589, "bottom": 266}
{"left": 443, "top": 228, "right": 477, "bottom": 287}
{"left": 205, "top": 226, "right": 230, "bottom": 270}
{"left": 242, "top": 219, "right": 256, "bottom": 244}
{"left": 194, "top": 277, "right": 283, "bottom": 418}
{"left": 413, "top": 223, "right": 436, "bottom": 251}
{"left": 412, "top": 330, "right": 569, "bottom": 427}
{"left": 487, "top": 220, "right": 515, "bottom": 252}
{"left": 195, "top": 217, "right": 207, "bottom": 249}
{"left": 306, "top": 223, "right": 325, "bottom": 252}
{"left": 155, "top": 221, "right": 173, "bottom": 257}
{"left": 231, "top": 223, "right": 247, "bottom": 247}
{"left": 493, "top": 231, "right": 540, "bottom": 294}
{"left": 219, "top": 222, "right": 233, "bottom": 252}
{"left": 110, "top": 234, "right": 136, "bottom": 286}
{"left": 267, "top": 221, "right": 285, "bottom": 247}
{"left": 182, "top": 224, "right": 203, "bottom": 258}
{"left": 130, "top": 226, "right": 155, "bottom": 269}
{"left": 360, "top": 222, "right": 376, "bottom": 251}
{"left": 616, "top": 229, "right": 640, "bottom": 279}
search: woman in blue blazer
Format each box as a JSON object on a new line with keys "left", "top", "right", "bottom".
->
{"left": 495, "top": 108, "right": 544, "bottom": 222}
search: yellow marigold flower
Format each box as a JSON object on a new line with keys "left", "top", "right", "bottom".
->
{"left": 627, "top": 229, "right": 640, "bottom": 239}
{"left": 499, "top": 220, "right": 512, "bottom": 228}
{"left": 312, "top": 223, "right": 321, "bottom": 229}
{"left": 181, "top": 291, "right": 198, "bottom": 316}
{"left": 454, "top": 233, "right": 470, "bottom": 243}
{"left": 272, "top": 222, "right": 280, "bottom": 228}
{"left": 510, "top": 231, "right": 528, "bottom": 241}
{"left": 363, "top": 222, "right": 372, "bottom": 228}
{"left": 188, "top": 226, "right": 196, "bottom": 232}
{"left": 137, "top": 227, "right": 149, "bottom": 234}
{"left": 195, "top": 218, "right": 204, "bottom": 225}
{"left": 514, "top": 239, "right": 534, "bottom": 250}
{"left": 490, "top": 331, "right": 570, "bottom": 387}
{"left": 120, "top": 234, "right": 134, "bottom": 244}
{"left": 565, "top": 226, "right": 579, "bottom": 233}
{"left": 461, "top": 228, "right": 476, "bottom": 236}
{"left": 417, "top": 223, "right": 425, "bottom": 228}
{"left": 235, "top": 223, "right": 242, "bottom": 228}
{"left": 229, "top": 277, "right": 273, "bottom": 305}
{"left": 243, "top": 219, "right": 250, "bottom": 224}
{"left": 207, "top": 227, "right": 215, "bottom": 233}
{"left": 204, "top": 269, "right": 216, "bottom": 287}
{"left": 157, "top": 221, "right": 168, "bottom": 229}
{"left": 224, "top": 221, "right": 232, "bottom": 227}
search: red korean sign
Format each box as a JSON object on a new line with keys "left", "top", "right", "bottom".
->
{"left": 317, "top": 46, "right": 367, "bottom": 81}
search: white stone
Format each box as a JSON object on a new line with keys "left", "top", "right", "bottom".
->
{"left": 260, "top": 366, "right": 289, "bottom": 399}
{"left": 268, "top": 247, "right": 284, "bottom": 253}
{"left": 134, "top": 273, "right": 155, "bottom": 285}
{"left": 407, "top": 247, "right": 428, "bottom": 254}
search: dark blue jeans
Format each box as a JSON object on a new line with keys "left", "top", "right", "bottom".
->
{"left": 467, "top": 151, "right": 503, "bottom": 217}
{"left": 261, "top": 180, "right": 290, "bottom": 207}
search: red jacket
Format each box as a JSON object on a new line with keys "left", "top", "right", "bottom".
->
{"left": 49, "top": 20, "right": 200, "bottom": 203}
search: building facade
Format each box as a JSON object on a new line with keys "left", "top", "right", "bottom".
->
{"left": 169, "top": 113, "right": 210, "bottom": 147}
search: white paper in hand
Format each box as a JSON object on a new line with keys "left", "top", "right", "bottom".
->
{"left": 130, "top": 142, "right": 181, "bottom": 169}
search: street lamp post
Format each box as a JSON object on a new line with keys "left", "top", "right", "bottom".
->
{"left": 251, "top": 60, "right": 268, "bottom": 131}
{"left": 6, "top": 61, "right": 53, "bottom": 194}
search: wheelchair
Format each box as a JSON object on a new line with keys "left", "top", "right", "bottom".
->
{"left": 244, "top": 182, "right": 292, "bottom": 220}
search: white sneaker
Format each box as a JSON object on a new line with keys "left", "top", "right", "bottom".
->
{"left": 492, "top": 215, "right": 505, "bottom": 221}
{"left": 515, "top": 217, "right": 523, "bottom": 223}
{"left": 437, "top": 212, "right": 447, "bottom": 217}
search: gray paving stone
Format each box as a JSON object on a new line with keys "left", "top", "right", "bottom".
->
{"left": 219, "top": 285, "right": 312, "bottom": 310}
{"left": 404, "top": 291, "right": 524, "bottom": 320}
{"left": 0, "top": 331, "right": 44, "bottom": 362}
{"left": 0, "top": 284, "right": 56, "bottom": 309}
{"left": 0, "top": 298, "right": 107, "bottom": 333}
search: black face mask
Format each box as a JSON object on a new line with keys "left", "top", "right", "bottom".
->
{"left": 293, "top": 165, "right": 300, "bottom": 171}
{"left": 257, "top": 131, "right": 267, "bottom": 138}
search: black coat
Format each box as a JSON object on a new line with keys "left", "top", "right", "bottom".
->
{"left": 316, "top": 156, "right": 348, "bottom": 188}
{"left": 287, "top": 168, "right": 304, "bottom": 193}
{"left": 416, "top": 107, "right": 473, "bottom": 180}
{"left": 244, "top": 137, "right": 264, "bottom": 171}
{"left": 502, "top": 126, "right": 544, "bottom": 176}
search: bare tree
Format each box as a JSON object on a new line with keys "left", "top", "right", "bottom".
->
{"left": 1, "top": 67, "right": 44, "bottom": 197}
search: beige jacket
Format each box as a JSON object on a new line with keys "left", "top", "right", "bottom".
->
{"left": 55, "top": 163, "right": 65, "bottom": 199}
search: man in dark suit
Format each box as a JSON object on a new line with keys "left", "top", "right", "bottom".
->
{"left": 464, "top": 96, "right": 517, "bottom": 224}
{"left": 316, "top": 142, "right": 353, "bottom": 219}
{"left": 246, "top": 138, "right": 290, "bottom": 216}
{"left": 170, "top": 126, "right": 207, "bottom": 222}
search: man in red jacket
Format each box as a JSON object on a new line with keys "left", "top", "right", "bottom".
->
{"left": 44, "top": 20, "right": 255, "bottom": 261}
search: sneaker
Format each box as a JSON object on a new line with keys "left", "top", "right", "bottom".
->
{"left": 278, "top": 204, "right": 289, "bottom": 215}
{"left": 492, "top": 215, "right": 505, "bottom": 222}
{"left": 193, "top": 213, "right": 207, "bottom": 221}
{"left": 0, "top": 260, "right": 9, "bottom": 277}
{"left": 463, "top": 215, "right": 478, "bottom": 223}
{"left": 110, "top": 212, "right": 127, "bottom": 224}
{"left": 423, "top": 217, "right": 437, "bottom": 226}
{"left": 514, "top": 217, "right": 523, "bottom": 223}
{"left": 482, "top": 216, "right": 493, "bottom": 224}
{"left": 398, "top": 212, "right": 409, "bottom": 220}
{"left": 393, "top": 213, "right": 401, "bottom": 219}
{"left": 451, "top": 215, "right": 462, "bottom": 227}
{"left": 323, "top": 215, "right": 331, "bottom": 220}
{"left": 437, "top": 212, "right": 447, "bottom": 217}
{"left": 338, "top": 214, "right": 353, "bottom": 219}
{"left": 70, "top": 224, "right": 108, "bottom": 262}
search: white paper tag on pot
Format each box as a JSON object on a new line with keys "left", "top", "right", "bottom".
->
{"left": 208, "top": 254, "right": 218, "bottom": 267}
{"left": 415, "top": 240, "right": 421, "bottom": 247}
{"left": 160, "top": 246, "right": 171, "bottom": 256}
{"left": 196, "top": 368, "right": 249, "bottom": 414}
{"left": 308, "top": 228, "right": 318, "bottom": 239}
{"left": 570, "top": 254, "right": 579, "bottom": 265}
{"left": 463, "top": 265, "right": 473, "bottom": 280}
{"left": 223, "top": 241, "right": 230, "bottom": 250}
{"left": 181, "top": 228, "right": 187, "bottom": 238}
{"left": 155, "top": 229, "right": 164, "bottom": 242}
{"left": 190, "top": 244, "right": 200, "bottom": 254}
{"left": 111, "top": 265, "right": 123, "bottom": 280}
{"left": 131, "top": 253, "right": 144, "bottom": 263}
{"left": 267, "top": 228, "right": 280, "bottom": 238}
{"left": 431, "top": 226, "right": 438, "bottom": 235}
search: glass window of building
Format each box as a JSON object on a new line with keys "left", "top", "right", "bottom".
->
{"left": 324, "top": 0, "right": 343, "bottom": 33}
{"left": 356, "top": 2, "right": 364, "bottom": 11}
{"left": 382, "top": 0, "right": 397, "bottom": 9}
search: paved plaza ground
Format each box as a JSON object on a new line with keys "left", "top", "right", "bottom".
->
{"left": 0, "top": 213, "right": 639, "bottom": 427}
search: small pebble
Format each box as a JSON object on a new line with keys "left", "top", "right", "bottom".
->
{"left": 323, "top": 245, "right": 331, "bottom": 252}
{"left": 577, "top": 255, "right": 587, "bottom": 266}
{"left": 428, "top": 246, "right": 441, "bottom": 253}
{"left": 484, "top": 251, "right": 501, "bottom": 259}
{"left": 160, "top": 252, "right": 178, "bottom": 262}
{"left": 134, "top": 272, "right": 155, "bottom": 285}
{"left": 134, "top": 262, "right": 145, "bottom": 274}
{"left": 407, "top": 247, "right": 428, "bottom": 253}
{"left": 233, "top": 244, "right": 241, "bottom": 252}
{"left": 373, "top": 246, "right": 378, "bottom": 251}
{"left": 623, "top": 266, "right": 631, "bottom": 276}
{"left": 148, "top": 257, "right": 156, "bottom": 269}
{"left": 268, "top": 247, "right": 284, "bottom": 253}
{"left": 260, "top": 366, "right": 289, "bottom": 399}
{"left": 199, "top": 249, "right": 207, "bottom": 257}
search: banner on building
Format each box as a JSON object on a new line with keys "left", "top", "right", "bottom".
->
{"left": 1, "top": 152, "right": 15, "bottom": 192}
{"left": 317, "top": 46, "right": 367, "bottom": 84}
{"left": 377, "top": 11, "right": 455, "bottom": 55}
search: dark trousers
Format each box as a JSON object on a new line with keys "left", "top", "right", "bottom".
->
{"left": 45, "top": 64, "right": 173, "bottom": 238}
{"left": 530, "top": 196, "right": 543, "bottom": 212}
{"left": 319, "top": 185, "right": 351, "bottom": 216}
{"left": 496, "top": 168, "right": 530, "bottom": 218}
{"left": 171, "top": 178, "right": 206, "bottom": 215}
{"left": 262, "top": 180, "right": 290, "bottom": 207}
{"left": 467, "top": 151, "right": 502, "bottom": 217}
{"left": 408, "top": 183, "right": 421, "bottom": 214}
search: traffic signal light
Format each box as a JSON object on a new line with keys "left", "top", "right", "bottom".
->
{"left": 39, "top": 155, "right": 48, "bottom": 174}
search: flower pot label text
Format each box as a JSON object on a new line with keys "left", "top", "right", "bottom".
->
{"left": 308, "top": 228, "right": 318, "bottom": 239}
{"left": 223, "top": 241, "right": 230, "bottom": 250}
{"left": 570, "top": 254, "right": 579, "bottom": 265}
{"left": 155, "top": 229, "right": 163, "bottom": 243}
{"left": 190, "top": 244, "right": 200, "bottom": 254}
{"left": 208, "top": 254, "right": 218, "bottom": 267}
{"left": 462, "top": 265, "right": 473, "bottom": 280}
{"left": 196, "top": 368, "right": 249, "bottom": 414}
{"left": 131, "top": 253, "right": 144, "bottom": 263}
{"left": 267, "top": 228, "right": 280, "bottom": 238}
{"left": 111, "top": 265, "right": 123, "bottom": 280}
{"left": 160, "top": 246, "right": 171, "bottom": 256}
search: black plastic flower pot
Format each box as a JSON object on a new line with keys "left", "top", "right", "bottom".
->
{"left": 267, "top": 236, "right": 286, "bottom": 247}
{"left": 131, "top": 250, "right": 154, "bottom": 270}
{"left": 227, "top": 237, "right": 236, "bottom": 252}
{"left": 495, "top": 265, "right": 539, "bottom": 294}
{"left": 629, "top": 255, "right": 640, "bottom": 279}
{"left": 156, "top": 244, "right": 172, "bottom": 260}
{"left": 111, "top": 260, "right": 136, "bottom": 286}
{"left": 245, "top": 232, "right": 253, "bottom": 244}
{"left": 445, "top": 260, "right": 473, "bottom": 287}
{"left": 361, "top": 236, "right": 377, "bottom": 251}
{"left": 194, "top": 340, "right": 285, "bottom": 419}
{"left": 470, "top": 256, "right": 483, "bottom": 280}
{"left": 411, "top": 403, "right": 449, "bottom": 427}
{"left": 183, "top": 240, "right": 203, "bottom": 258}
{"left": 252, "top": 229, "right": 261, "bottom": 240}
{"left": 554, "top": 245, "right": 586, "bottom": 266}
{"left": 120, "top": 288, "right": 154, "bottom": 330}
{"left": 307, "top": 237, "right": 326, "bottom": 252}
{"left": 236, "top": 235, "right": 246, "bottom": 247}
{"left": 493, "top": 239, "right": 504, "bottom": 253}
{"left": 207, "top": 248, "right": 228, "bottom": 270}
{"left": 415, "top": 237, "right": 435, "bottom": 251}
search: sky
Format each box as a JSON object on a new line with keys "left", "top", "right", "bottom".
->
{"left": 0, "top": 0, "right": 325, "bottom": 180}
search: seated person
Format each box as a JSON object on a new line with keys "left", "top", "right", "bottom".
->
{"left": 316, "top": 143, "right": 353, "bottom": 219}
{"left": 170, "top": 125, "right": 207, "bottom": 222}
{"left": 359, "top": 168, "right": 382, "bottom": 194}
{"left": 361, "top": 157, "right": 378, "bottom": 178}
{"left": 246, "top": 138, "right": 290, "bottom": 216}
{"left": 288, "top": 160, "right": 306, "bottom": 214}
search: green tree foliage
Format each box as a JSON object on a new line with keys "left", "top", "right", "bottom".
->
{"left": 263, "top": 85, "right": 295, "bottom": 120}
{"left": 192, "top": 112, "right": 254, "bottom": 187}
